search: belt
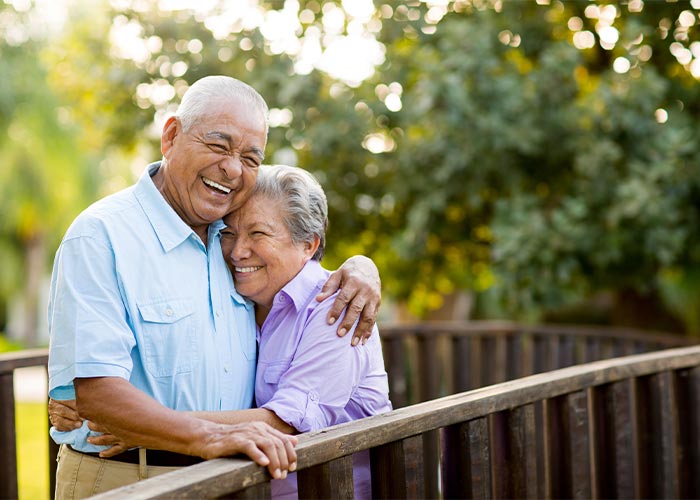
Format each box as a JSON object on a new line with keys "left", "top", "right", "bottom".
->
{"left": 69, "top": 445, "right": 204, "bottom": 467}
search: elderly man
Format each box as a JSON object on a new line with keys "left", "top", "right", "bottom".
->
{"left": 48, "top": 75, "right": 381, "bottom": 499}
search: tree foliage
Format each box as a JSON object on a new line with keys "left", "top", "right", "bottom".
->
{"left": 3, "top": 0, "right": 700, "bottom": 337}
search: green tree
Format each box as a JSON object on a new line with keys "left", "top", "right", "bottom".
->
{"left": 0, "top": 2, "right": 97, "bottom": 345}
{"left": 27, "top": 0, "right": 700, "bottom": 333}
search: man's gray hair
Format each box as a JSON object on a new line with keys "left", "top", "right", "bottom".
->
{"left": 253, "top": 165, "right": 328, "bottom": 261}
{"left": 175, "top": 75, "right": 269, "bottom": 133}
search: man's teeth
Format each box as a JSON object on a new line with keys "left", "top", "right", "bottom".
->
{"left": 235, "top": 266, "right": 262, "bottom": 273}
{"left": 203, "top": 177, "right": 231, "bottom": 194}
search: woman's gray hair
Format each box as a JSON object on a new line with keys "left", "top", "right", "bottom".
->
{"left": 253, "top": 164, "right": 328, "bottom": 261}
{"left": 175, "top": 75, "right": 269, "bottom": 133}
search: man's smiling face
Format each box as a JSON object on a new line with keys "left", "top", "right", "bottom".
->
{"left": 157, "top": 95, "right": 267, "bottom": 238}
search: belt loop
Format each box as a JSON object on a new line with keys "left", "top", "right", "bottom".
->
{"left": 138, "top": 448, "right": 148, "bottom": 480}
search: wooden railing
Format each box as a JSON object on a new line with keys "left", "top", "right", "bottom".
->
{"left": 0, "top": 322, "right": 695, "bottom": 499}
{"left": 0, "top": 348, "right": 57, "bottom": 500}
{"left": 94, "top": 345, "right": 700, "bottom": 499}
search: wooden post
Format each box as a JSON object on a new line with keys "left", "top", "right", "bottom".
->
{"left": 0, "top": 372, "right": 18, "bottom": 500}
{"left": 371, "top": 435, "right": 424, "bottom": 499}
{"left": 298, "top": 455, "right": 354, "bottom": 499}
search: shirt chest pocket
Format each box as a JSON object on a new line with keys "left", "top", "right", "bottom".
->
{"left": 137, "top": 298, "right": 197, "bottom": 378}
{"left": 262, "top": 361, "right": 291, "bottom": 387}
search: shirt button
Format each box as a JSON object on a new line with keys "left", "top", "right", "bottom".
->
{"left": 224, "top": 365, "right": 230, "bottom": 373}
{"left": 216, "top": 311, "right": 221, "bottom": 318}
{"left": 165, "top": 308, "right": 174, "bottom": 316}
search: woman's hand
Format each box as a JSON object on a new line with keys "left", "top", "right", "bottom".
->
{"left": 48, "top": 398, "right": 83, "bottom": 431}
{"left": 316, "top": 255, "right": 381, "bottom": 346}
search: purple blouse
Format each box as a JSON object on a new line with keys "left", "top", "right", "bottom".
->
{"left": 254, "top": 260, "right": 392, "bottom": 498}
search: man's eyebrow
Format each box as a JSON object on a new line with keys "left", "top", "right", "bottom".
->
{"left": 204, "top": 131, "right": 232, "bottom": 143}
{"left": 203, "top": 131, "right": 265, "bottom": 161}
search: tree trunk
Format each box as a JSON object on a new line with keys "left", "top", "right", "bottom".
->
{"left": 20, "top": 233, "right": 46, "bottom": 347}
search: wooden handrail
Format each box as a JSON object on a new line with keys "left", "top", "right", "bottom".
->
{"left": 1, "top": 323, "right": 696, "bottom": 498}
{"left": 92, "top": 345, "right": 700, "bottom": 499}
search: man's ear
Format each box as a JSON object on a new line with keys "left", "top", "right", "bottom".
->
{"left": 161, "top": 116, "right": 180, "bottom": 157}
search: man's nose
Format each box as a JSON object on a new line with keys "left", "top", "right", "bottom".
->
{"left": 220, "top": 155, "right": 243, "bottom": 179}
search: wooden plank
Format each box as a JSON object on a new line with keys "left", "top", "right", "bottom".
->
{"left": 543, "top": 396, "right": 570, "bottom": 499}
{"left": 609, "top": 379, "right": 644, "bottom": 499}
{"left": 92, "top": 346, "right": 700, "bottom": 499}
{"left": 686, "top": 366, "right": 700, "bottom": 497}
{"left": 416, "top": 335, "right": 440, "bottom": 499}
{"left": 673, "top": 366, "right": 700, "bottom": 499}
{"left": 230, "top": 482, "right": 271, "bottom": 499}
{"left": 585, "top": 338, "right": 601, "bottom": 363}
{"left": 298, "top": 455, "right": 354, "bottom": 499}
{"left": 489, "top": 411, "right": 509, "bottom": 498}
{"left": 470, "top": 336, "right": 484, "bottom": 389}
{"left": 558, "top": 335, "right": 576, "bottom": 369}
{"left": 381, "top": 337, "right": 407, "bottom": 409}
{"left": 482, "top": 337, "right": 497, "bottom": 386}
{"left": 468, "top": 417, "right": 491, "bottom": 499}
{"left": 589, "top": 385, "right": 613, "bottom": 499}
{"left": 417, "top": 335, "right": 440, "bottom": 402}
{"left": 440, "top": 422, "right": 470, "bottom": 498}
{"left": 650, "top": 371, "right": 681, "bottom": 499}
{"left": 0, "top": 349, "right": 49, "bottom": 373}
{"left": 452, "top": 336, "right": 472, "bottom": 392}
{"left": 532, "top": 335, "right": 545, "bottom": 374}
{"left": 567, "top": 390, "right": 592, "bottom": 499}
{"left": 507, "top": 333, "right": 524, "bottom": 380}
{"left": 492, "top": 334, "right": 508, "bottom": 384}
{"left": 0, "top": 372, "right": 18, "bottom": 500}
{"left": 509, "top": 404, "right": 538, "bottom": 499}
{"left": 370, "top": 435, "right": 423, "bottom": 499}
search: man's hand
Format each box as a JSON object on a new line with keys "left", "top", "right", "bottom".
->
{"left": 48, "top": 398, "right": 83, "bottom": 431}
{"left": 316, "top": 255, "right": 381, "bottom": 346}
{"left": 196, "top": 421, "right": 298, "bottom": 479}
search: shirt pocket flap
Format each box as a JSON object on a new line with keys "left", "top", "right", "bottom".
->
{"left": 263, "top": 362, "right": 289, "bottom": 385}
{"left": 138, "top": 298, "right": 194, "bottom": 324}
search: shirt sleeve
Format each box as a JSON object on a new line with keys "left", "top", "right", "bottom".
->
{"left": 260, "top": 304, "right": 375, "bottom": 433}
{"left": 48, "top": 231, "right": 135, "bottom": 399}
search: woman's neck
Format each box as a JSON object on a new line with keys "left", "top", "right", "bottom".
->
{"left": 255, "top": 305, "right": 270, "bottom": 327}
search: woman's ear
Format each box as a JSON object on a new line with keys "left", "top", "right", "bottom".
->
{"left": 304, "top": 236, "right": 321, "bottom": 260}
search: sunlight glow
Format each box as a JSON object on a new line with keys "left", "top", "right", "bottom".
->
{"left": 613, "top": 57, "right": 630, "bottom": 73}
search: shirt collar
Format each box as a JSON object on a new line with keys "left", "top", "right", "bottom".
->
{"left": 278, "top": 260, "right": 326, "bottom": 311}
{"left": 134, "top": 162, "right": 205, "bottom": 253}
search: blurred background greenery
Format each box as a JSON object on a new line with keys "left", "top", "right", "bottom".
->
{"left": 2, "top": 0, "right": 700, "bottom": 349}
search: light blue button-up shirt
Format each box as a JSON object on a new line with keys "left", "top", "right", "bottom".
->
{"left": 48, "top": 163, "right": 257, "bottom": 452}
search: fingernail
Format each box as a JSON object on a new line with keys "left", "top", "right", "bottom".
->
{"left": 362, "top": 338, "right": 368, "bottom": 346}
{"left": 290, "top": 462, "right": 297, "bottom": 472}
{"left": 275, "top": 469, "right": 282, "bottom": 479}
{"left": 281, "top": 471, "right": 288, "bottom": 479}
{"left": 338, "top": 327, "right": 347, "bottom": 337}
{"left": 328, "top": 317, "right": 336, "bottom": 325}
{"left": 352, "top": 337, "right": 359, "bottom": 347}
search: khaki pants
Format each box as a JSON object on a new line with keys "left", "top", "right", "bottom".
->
{"left": 55, "top": 445, "right": 182, "bottom": 499}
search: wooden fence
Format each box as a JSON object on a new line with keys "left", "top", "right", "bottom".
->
{"left": 94, "top": 345, "right": 700, "bottom": 499}
{"left": 0, "top": 322, "right": 695, "bottom": 499}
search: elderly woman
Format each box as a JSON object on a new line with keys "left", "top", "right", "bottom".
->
{"left": 215, "top": 164, "right": 392, "bottom": 497}
{"left": 53, "top": 164, "right": 392, "bottom": 498}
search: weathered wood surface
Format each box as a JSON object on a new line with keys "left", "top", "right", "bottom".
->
{"left": 91, "top": 345, "right": 700, "bottom": 499}
{"left": 0, "top": 323, "right": 694, "bottom": 499}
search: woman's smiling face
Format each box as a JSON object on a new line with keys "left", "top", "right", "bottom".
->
{"left": 221, "top": 194, "right": 316, "bottom": 309}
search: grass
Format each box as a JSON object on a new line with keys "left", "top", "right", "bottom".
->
{"left": 16, "top": 401, "right": 49, "bottom": 500}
